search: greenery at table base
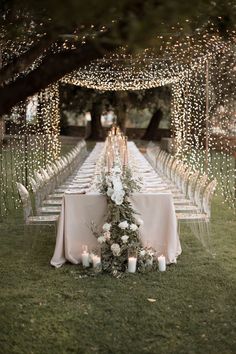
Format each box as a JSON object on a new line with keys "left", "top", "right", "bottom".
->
{"left": 92, "top": 164, "right": 157, "bottom": 277}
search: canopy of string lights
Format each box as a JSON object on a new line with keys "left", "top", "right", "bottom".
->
{"left": 62, "top": 29, "right": 236, "bottom": 208}
{"left": 0, "top": 16, "right": 235, "bottom": 215}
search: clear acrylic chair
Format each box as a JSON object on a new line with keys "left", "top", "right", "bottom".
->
{"left": 176, "top": 179, "right": 217, "bottom": 251}
{"left": 16, "top": 182, "right": 59, "bottom": 224}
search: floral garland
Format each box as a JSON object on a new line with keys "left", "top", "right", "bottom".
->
{"left": 92, "top": 157, "right": 156, "bottom": 277}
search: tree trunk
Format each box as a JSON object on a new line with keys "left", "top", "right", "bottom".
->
{"left": 87, "top": 102, "right": 104, "bottom": 140}
{"left": 115, "top": 92, "right": 128, "bottom": 133}
{"left": 142, "top": 108, "right": 163, "bottom": 140}
{"left": 116, "top": 105, "right": 127, "bottom": 133}
{"left": 0, "top": 120, "right": 5, "bottom": 145}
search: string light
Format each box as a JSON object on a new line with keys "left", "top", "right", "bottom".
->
{"left": 0, "top": 18, "right": 235, "bottom": 214}
{"left": 62, "top": 28, "right": 235, "bottom": 208}
{"left": 0, "top": 84, "right": 61, "bottom": 215}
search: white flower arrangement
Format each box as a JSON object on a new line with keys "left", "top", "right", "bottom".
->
{"left": 104, "top": 231, "right": 111, "bottom": 239}
{"left": 107, "top": 187, "right": 113, "bottom": 197}
{"left": 103, "top": 223, "right": 111, "bottom": 232}
{"left": 91, "top": 143, "right": 156, "bottom": 277}
{"left": 121, "top": 235, "right": 129, "bottom": 243}
{"left": 136, "top": 218, "right": 144, "bottom": 226}
{"left": 97, "top": 235, "right": 106, "bottom": 244}
{"left": 110, "top": 174, "right": 125, "bottom": 205}
{"left": 137, "top": 247, "right": 156, "bottom": 272}
{"left": 111, "top": 243, "right": 121, "bottom": 256}
{"left": 140, "top": 249, "right": 146, "bottom": 257}
{"left": 130, "top": 223, "right": 138, "bottom": 231}
{"left": 119, "top": 221, "right": 129, "bottom": 229}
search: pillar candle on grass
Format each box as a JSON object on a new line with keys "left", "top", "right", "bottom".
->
{"left": 92, "top": 255, "right": 101, "bottom": 268}
{"left": 158, "top": 255, "right": 166, "bottom": 271}
{"left": 82, "top": 252, "right": 90, "bottom": 267}
{"left": 128, "top": 257, "right": 137, "bottom": 273}
{"left": 81, "top": 245, "right": 90, "bottom": 267}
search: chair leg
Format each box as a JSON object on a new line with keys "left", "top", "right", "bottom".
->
{"left": 204, "top": 221, "right": 216, "bottom": 257}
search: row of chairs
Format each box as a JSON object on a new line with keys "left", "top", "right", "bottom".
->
{"left": 146, "top": 143, "right": 217, "bottom": 246}
{"left": 16, "top": 140, "right": 87, "bottom": 226}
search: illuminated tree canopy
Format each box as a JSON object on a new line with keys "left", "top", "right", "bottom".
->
{"left": 0, "top": 0, "right": 235, "bottom": 116}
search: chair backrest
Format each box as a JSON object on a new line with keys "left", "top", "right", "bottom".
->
{"left": 40, "top": 168, "right": 50, "bottom": 182}
{"left": 28, "top": 176, "right": 42, "bottom": 212}
{"left": 194, "top": 174, "right": 208, "bottom": 209}
{"left": 175, "top": 161, "right": 186, "bottom": 187}
{"left": 165, "top": 155, "right": 174, "bottom": 178}
{"left": 202, "top": 179, "right": 217, "bottom": 217}
{"left": 46, "top": 164, "right": 55, "bottom": 177}
{"left": 35, "top": 171, "right": 44, "bottom": 186}
{"left": 147, "top": 141, "right": 156, "bottom": 150}
{"left": 16, "top": 182, "right": 32, "bottom": 221}
{"left": 55, "top": 160, "right": 63, "bottom": 171}
{"left": 146, "top": 143, "right": 158, "bottom": 167}
{"left": 52, "top": 163, "right": 59, "bottom": 173}
{"left": 80, "top": 139, "right": 86, "bottom": 148}
{"left": 187, "top": 171, "right": 199, "bottom": 202}
{"left": 156, "top": 150, "right": 164, "bottom": 171}
{"left": 61, "top": 156, "right": 69, "bottom": 165}
{"left": 170, "top": 158, "right": 179, "bottom": 181}
{"left": 181, "top": 167, "right": 192, "bottom": 196}
{"left": 28, "top": 176, "right": 39, "bottom": 193}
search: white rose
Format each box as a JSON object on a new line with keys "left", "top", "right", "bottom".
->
{"left": 111, "top": 243, "right": 121, "bottom": 256}
{"left": 114, "top": 194, "right": 124, "bottom": 205}
{"left": 102, "top": 223, "right": 111, "bottom": 232}
{"left": 118, "top": 221, "right": 129, "bottom": 229}
{"left": 107, "top": 187, "right": 113, "bottom": 197}
{"left": 104, "top": 231, "right": 111, "bottom": 240}
{"left": 113, "top": 165, "right": 122, "bottom": 174}
{"left": 97, "top": 236, "right": 106, "bottom": 244}
{"left": 112, "top": 176, "right": 123, "bottom": 191}
{"left": 121, "top": 235, "right": 129, "bottom": 243}
{"left": 130, "top": 223, "right": 138, "bottom": 231}
{"left": 105, "top": 175, "right": 112, "bottom": 185}
{"left": 136, "top": 218, "right": 144, "bottom": 226}
{"left": 111, "top": 190, "right": 125, "bottom": 205}
{"left": 140, "top": 249, "right": 146, "bottom": 257}
{"left": 147, "top": 249, "right": 154, "bottom": 257}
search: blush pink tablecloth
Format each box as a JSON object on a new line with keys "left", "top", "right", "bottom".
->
{"left": 51, "top": 142, "right": 181, "bottom": 267}
{"left": 51, "top": 191, "right": 181, "bottom": 267}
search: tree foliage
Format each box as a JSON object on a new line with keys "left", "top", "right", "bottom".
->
{"left": 0, "top": 0, "right": 235, "bottom": 117}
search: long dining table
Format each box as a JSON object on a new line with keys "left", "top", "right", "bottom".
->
{"left": 51, "top": 142, "right": 182, "bottom": 267}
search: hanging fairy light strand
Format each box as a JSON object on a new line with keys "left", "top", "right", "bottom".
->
{"left": 61, "top": 27, "right": 235, "bottom": 208}
{"left": 0, "top": 15, "right": 235, "bottom": 213}
{"left": 0, "top": 84, "right": 61, "bottom": 215}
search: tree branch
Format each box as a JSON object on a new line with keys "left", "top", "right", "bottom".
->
{"left": 0, "top": 35, "right": 55, "bottom": 87}
{"left": 0, "top": 39, "right": 117, "bottom": 117}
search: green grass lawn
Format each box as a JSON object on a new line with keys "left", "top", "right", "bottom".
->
{"left": 0, "top": 145, "right": 235, "bottom": 354}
